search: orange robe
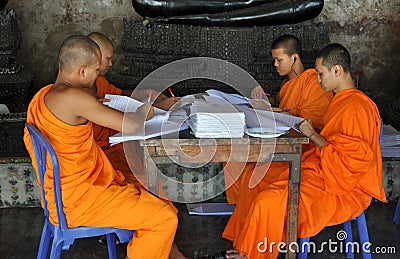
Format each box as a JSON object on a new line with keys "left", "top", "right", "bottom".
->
{"left": 225, "top": 69, "right": 333, "bottom": 203}
{"left": 222, "top": 89, "right": 387, "bottom": 259}
{"left": 93, "top": 76, "right": 144, "bottom": 186}
{"left": 23, "top": 84, "right": 178, "bottom": 259}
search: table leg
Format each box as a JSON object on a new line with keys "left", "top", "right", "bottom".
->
{"left": 285, "top": 153, "right": 301, "bottom": 259}
{"left": 144, "top": 149, "right": 159, "bottom": 196}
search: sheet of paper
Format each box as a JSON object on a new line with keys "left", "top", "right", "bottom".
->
{"left": 109, "top": 119, "right": 188, "bottom": 145}
{"left": 104, "top": 94, "right": 166, "bottom": 115}
{"left": 236, "top": 105, "right": 303, "bottom": 132}
{"left": 205, "top": 89, "right": 250, "bottom": 105}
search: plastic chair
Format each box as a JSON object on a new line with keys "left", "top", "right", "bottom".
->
{"left": 394, "top": 199, "right": 400, "bottom": 225}
{"left": 298, "top": 119, "right": 384, "bottom": 259}
{"left": 25, "top": 123, "right": 134, "bottom": 259}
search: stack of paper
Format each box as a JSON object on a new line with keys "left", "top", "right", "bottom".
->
{"left": 380, "top": 124, "right": 400, "bottom": 157}
{"left": 188, "top": 100, "right": 245, "bottom": 138}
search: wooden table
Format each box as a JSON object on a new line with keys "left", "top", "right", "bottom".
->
{"left": 140, "top": 129, "right": 308, "bottom": 259}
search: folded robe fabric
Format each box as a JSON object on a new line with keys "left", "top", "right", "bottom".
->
{"left": 24, "top": 84, "right": 178, "bottom": 259}
{"left": 222, "top": 88, "right": 386, "bottom": 259}
{"left": 225, "top": 69, "right": 333, "bottom": 204}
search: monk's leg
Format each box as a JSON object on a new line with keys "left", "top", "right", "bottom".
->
{"left": 78, "top": 185, "right": 178, "bottom": 259}
{"left": 224, "top": 181, "right": 289, "bottom": 259}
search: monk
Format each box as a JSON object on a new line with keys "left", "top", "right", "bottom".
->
{"left": 87, "top": 32, "right": 186, "bottom": 258}
{"left": 87, "top": 32, "right": 179, "bottom": 183}
{"left": 224, "top": 34, "right": 333, "bottom": 204}
{"left": 222, "top": 43, "right": 387, "bottom": 259}
{"left": 23, "top": 35, "right": 179, "bottom": 259}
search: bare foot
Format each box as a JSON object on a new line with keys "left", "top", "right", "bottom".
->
{"left": 225, "top": 249, "right": 247, "bottom": 259}
{"left": 169, "top": 242, "right": 188, "bottom": 259}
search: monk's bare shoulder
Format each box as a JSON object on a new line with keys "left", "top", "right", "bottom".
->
{"left": 45, "top": 84, "right": 99, "bottom": 125}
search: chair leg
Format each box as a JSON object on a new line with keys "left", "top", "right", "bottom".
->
{"left": 106, "top": 233, "right": 118, "bottom": 259}
{"left": 298, "top": 237, "right": 310, "bottom": 259}
{"left": 50, "top": 229, "right": 63, "bottom": 259}
{"left": 37, "top": 222, "right": 52, "bottom": 259}
{"left": 343, "top": 220, "right": 354, "bottom": 259}
{"left": 356, "top": 212, "right": 372, "bottom": 259}
{"left": 394, "top": 199, "right": 400, "bottom": 225}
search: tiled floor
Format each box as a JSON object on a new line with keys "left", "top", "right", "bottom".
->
{"left": 0, "top": 201, "right": 399, "bottom": 258}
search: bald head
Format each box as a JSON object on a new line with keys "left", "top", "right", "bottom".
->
{"left": 87, "top": 32, "right": 114, "bottom": 76}
{"left": 88, "top": 32, "right": 113, "bottom": 55}
{"left": 58, "top": 35, "right": 100, "bottom": 73}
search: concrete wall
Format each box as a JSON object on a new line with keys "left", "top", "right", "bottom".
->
{"left": 3, "top": 0, "right": 400, "bottom": 105}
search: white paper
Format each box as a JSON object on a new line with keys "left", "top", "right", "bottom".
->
{"left": 104, "top": 94, "right": 167, "bottom": 115}
{"left": 109, "top": 119, "right": 188, "bottom": 145}
{"left": 236, "top": 105, "right": 302, "bottom": 132}
{"left": 205, "top": 89, "right": 250, "bottom": 105}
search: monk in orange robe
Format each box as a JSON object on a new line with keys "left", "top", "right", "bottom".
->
{"left": 224, "top": 35, "right": 333, "bottom": 204}
{"left": 87, "top": 32, "right": 179, "bottom": 185}
{"left": 222, "top": 43, "right": 387, "bottom": 259}
{"left": 23, "top": 35, "right": 179, "bottom": 259}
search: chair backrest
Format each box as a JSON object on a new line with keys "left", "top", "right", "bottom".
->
{"left": 25, "top": 123, "right": 69, "bottom": 231}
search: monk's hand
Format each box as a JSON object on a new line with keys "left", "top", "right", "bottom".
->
{"left": 153, "top": 92, "right": 169, "bottom": 102}
{"left": 137, "top": 102, "right": 154, "bottom": 121}
{"left": 298, "top": 119, "right": 315, "bottom": 138}
{"left": 249, "top": 99, "right": 271, "bottom": 111}
{"left": 153, "top": 97, "right": 180, "bottom": 111}
{"left": 251, "top": 85, "right": 267, "bottom": 99}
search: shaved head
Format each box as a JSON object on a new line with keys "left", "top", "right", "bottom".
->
{"left": 88, "top": 32, "right": 113, "bottom": 55}
{"left": 271, "top": 34, "right": 302, "bottom": 59}
{"left": 58, "top": 35, "right": 101, "bottom": 73}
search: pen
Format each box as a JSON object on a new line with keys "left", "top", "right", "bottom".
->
{"left": 147, "top": 89, "right": 153, "bottom": 103}
{"left": 168, "top": 87, "right": 175, "bottom": 97}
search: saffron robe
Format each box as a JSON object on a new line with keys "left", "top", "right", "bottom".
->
{"left": 225, "top": 69, "right": 333, "bottom": 203}
{"left": 222, "top": 89, "right": 387, "bottom": 259}
{"left": 24, "top": 84, "right": 178, "bottom": 259}
{"left": 93, "top": 76, "right": 145, "bottom": 186}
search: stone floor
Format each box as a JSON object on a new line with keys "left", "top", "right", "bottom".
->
{"left": 0, "top": 201, "right": 399, "bottom": 259}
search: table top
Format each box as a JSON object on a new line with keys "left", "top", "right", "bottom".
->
{"left": 140, "top": 128, "right": 309, "bottom": 147}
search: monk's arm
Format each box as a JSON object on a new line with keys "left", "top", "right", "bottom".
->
{"left": 73, "top": 89, "right": 150, "bottom": 134}
{"left": 298, "top": 119, "right": 326, "bottom": 149}
{"left": 122, "top": 88, "right": 178, "bottom": 110}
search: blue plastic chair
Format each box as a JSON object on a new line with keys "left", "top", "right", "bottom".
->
{"left": 298, "top": 119, "right": 384, "bottom": 259}
{"left": 394, "top": 199, "right": 400, "bottom": 225}
{"left": 25, "top": 123, "right": 134, "bottom": 259}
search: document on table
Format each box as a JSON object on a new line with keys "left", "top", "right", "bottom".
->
{"left": 236, "top": 105, "right": 304, "bottom": 132}
{"left": 205, "top": 89, "right": 250, "bottom": 105}
{"left": 104, "top": 94, "right": 188, "bottom": 144}
{"left": 109, "top": 115, "right": 188, "bottom": 145}
{"left": 103, "top": 94, "right": 167, "bottom": 115}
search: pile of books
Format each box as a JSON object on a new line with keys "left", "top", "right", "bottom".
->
{"left": 188, "top": 100, "right": 245, "bottom": 138}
